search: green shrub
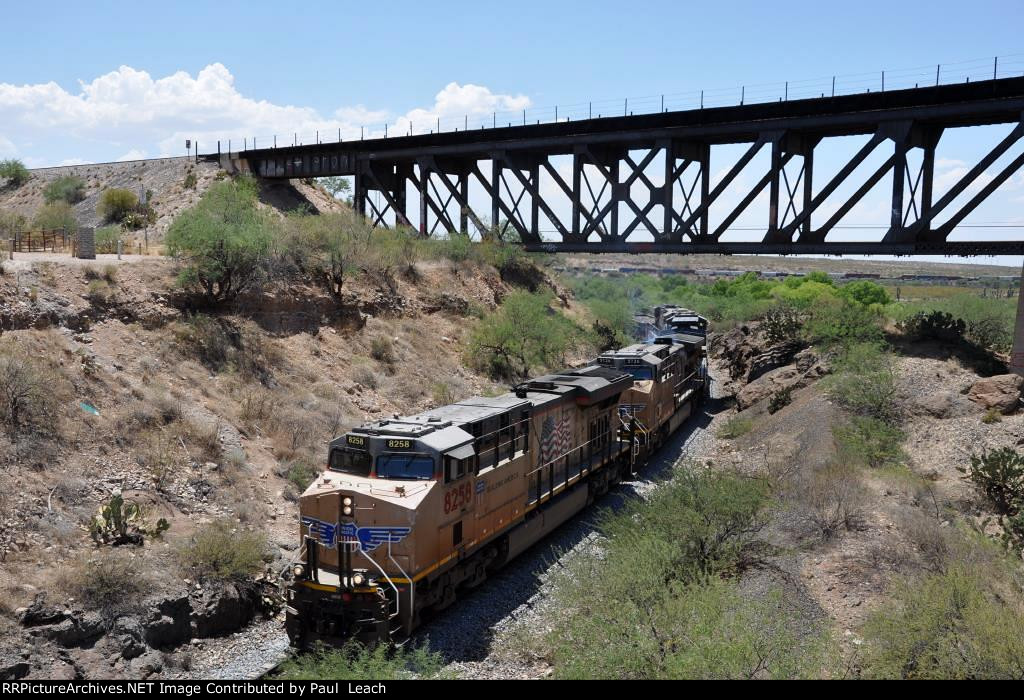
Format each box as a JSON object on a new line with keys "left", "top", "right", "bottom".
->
{"left": 276, "top": 210, "right": 374, "bottom": 297}
{"left": 833, "top": 416, "right": 905, "bottom": 469}
{"left": 0, "top": 159, "right": 29, "bottom": 187}
{"left": 431, "top": 381, "right": 455, "bottom": 406}
{"left": 805, "top": 297, "right": 884, "bottom": 346}
{"left": 43, "top": 175, "right": 86, "bottom": 204}
{"left": 277, "top": 640, "right": 447, "bottom": 680}
{"left": 861, "top": 563, "right": 1024, "bottom": 679}
{"left": 824, "top": 342, "right": 898, "bottom": 421}
{"left": 178, "top": 520, "right": 268, "bottom": 581}
{"left": 548, "top": 576, "right": 832, "bottom": 679}
{"left": 468, "top": 290, "right": 585, "bottom": 380}
{"left": 838, "top": 280, "right": 891, "bottom": 306}
{"left": 317, "top": 176, "right": 351, "bottom": 200}
{"left": 94, "top": 225, "right": 121, "bottom": 254}
{"left": 165, "top": 178, "right": 273, "bottom": 304}
{"left": 759, "top": 304, "right": 803, "bottom": 345}
{"left": 0, "top": 209, "right": 26, "bottom": 238}
{"left": 601, "top": 465, "right": 770, "bottom": 580}
{"left": 97, "top": 188, "right": 139, "bottom": 223}
{"left": 897, "top": 310, "right": 965, "bottom": 342}
{"left": 86, "top": 279, "right": 112, "bottom": 303}
{"left": 585, "top": 297, "right": 633, "bottom": 348}
{"left": 32, "top": 201, "right": 77, "bottom": 232}
{"left": 959, "top": 447, "right": 1024, "bottom": 516}
{"left": 717, "top": 415, "right": 754, "bottom": 439}
{"left": 183, "top": 170, "right": 198, "bottom": 190}
{"left": 286, "top": 460, "right": 317, "bottom": 491}
{"left": 439, "top": 233, "right": 474, "bottom": 263}
{"left": 767, "top": 386, "right": 793, "bottom": 414}
{"left": 543, "top": 466, "right": 832, "bottom": 679}
{"left": 893, "top": 293, "right": 1014, "bottom": 354}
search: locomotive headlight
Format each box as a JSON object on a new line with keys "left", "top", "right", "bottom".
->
{"left": 343, "top": 506, "right": 353, "bottom": 516}
{"left": 343, "top": 497, "right": 353, "bottom": 506}
{"left": 292, "top": 564, "right": 306, "bottom": 579}
{"left": 352, "top": 573, "right": 365, "bottom": 586}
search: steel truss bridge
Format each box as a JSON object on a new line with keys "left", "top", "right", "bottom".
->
{"left": 211, "top": 77, "right": 1024, "bottom": 256}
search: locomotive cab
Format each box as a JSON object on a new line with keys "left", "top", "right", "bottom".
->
{"left": 287, "top": 419, "right": 476, "bottom": 647}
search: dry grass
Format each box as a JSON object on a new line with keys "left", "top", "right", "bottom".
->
{"left": 790, "top": 462, "right": 868, "bottom": 541}
{"left": 179, "top": 417, "right": 222, "bottom": 463}
{"left": 57, "top": 550, "right": 149, "bottom": 616}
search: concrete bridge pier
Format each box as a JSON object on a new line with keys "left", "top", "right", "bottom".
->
{"left": 1013, "top": 259, "right": 1024, "bottom": 376}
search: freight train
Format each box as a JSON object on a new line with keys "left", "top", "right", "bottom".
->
{"left": 284, "top": 308, "right": 709, "bottom": 649}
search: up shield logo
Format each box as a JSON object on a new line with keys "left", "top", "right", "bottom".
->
{"left": 340, "top": 522, "right": 412, "bottom": 552}
{"left": 302, "top": 516, "right": 411, "bottom": 551}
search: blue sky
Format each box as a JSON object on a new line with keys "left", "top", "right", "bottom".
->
{"left": 1, "top": 1, "right": 1023, "bottom": 265}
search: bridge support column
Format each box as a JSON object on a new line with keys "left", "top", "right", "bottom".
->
{"left": 353, "top": 170, "right": 366, "bottom": 219}
{"left": 1012, "top": 259, "right": 1024, "bottom": 376}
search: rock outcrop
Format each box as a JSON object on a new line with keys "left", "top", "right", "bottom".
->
{"left": 966, "top": 374, "right": 1023, "bottom": 414}
{"left": 735, "top": 348, "right": 829, "bottom": 410}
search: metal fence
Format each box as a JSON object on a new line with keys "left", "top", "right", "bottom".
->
{"left": 11, "top": 228, "right": 72, "bottom": 253}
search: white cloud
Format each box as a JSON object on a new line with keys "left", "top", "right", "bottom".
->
{"left": 0, "top": 64, "right": 532, "bottom": 164}
{"left": 116, "top": 149, "right": 147, "bottom": 162}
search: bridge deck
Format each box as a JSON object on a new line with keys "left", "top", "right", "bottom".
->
{"left": 209, "top": 77, "right": 1024, "bottom": 257}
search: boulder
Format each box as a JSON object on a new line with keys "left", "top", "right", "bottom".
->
{"left": 967, "top": 374, "right": 1024, "bottom": 414}
{"left": 914, "top": 390, "right": 977, "bottom": 419}
{"left": 0, "top": 652, "right": 29, "bottom": 681}
{"left": 29, "top": 611, "right": 105, "bottom": 647}
{"left": 129, "top": 650, "right": 164, "bottom": 678}
{"left": 736, "top": 366, "right": 802, "bottom": 410}
{"left": 18, "top": 593, "right": 66, "bottom": 628}
{"left": 190, "top": 582, "right": 258, "bottom": 638}
{"left": 736, "top": 351, "right": 830, "bottom": 411}
{"left": 111, "top": 617, "right": 147, "bottom": 660}
{"left": 141, "top": 594, "right": 191, "bottom": 648}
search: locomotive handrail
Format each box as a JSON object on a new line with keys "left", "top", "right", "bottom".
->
{"left": 353, "top": 543, "right": 402, "bottom": 621}
{"left": 384, "top": 540, "right": 413, "bottom": 638}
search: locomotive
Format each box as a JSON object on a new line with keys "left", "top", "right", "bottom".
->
{"left": 284, "top": 308, "right": 708, "bottom": 649}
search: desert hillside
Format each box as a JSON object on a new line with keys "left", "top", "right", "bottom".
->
{"left": 0, "top": 158, "right": 343, "bottom": 242}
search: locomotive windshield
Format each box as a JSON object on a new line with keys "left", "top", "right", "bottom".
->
{"left": 624, "top": 366, "right": 654, "bottom": 380}
{"left": 329, "top": 448, "right": 372, "bottom": 477}
{"left": 376, "top": 454, "right": 435, "bottom": 480}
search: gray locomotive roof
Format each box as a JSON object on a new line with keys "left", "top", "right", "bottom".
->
{"left": 344, "top": 365, "right": 631, "bottom": 442}
{"left": 523, "top": 365, "right": 632, "bottom": 404}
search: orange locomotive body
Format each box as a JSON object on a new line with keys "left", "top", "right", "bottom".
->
{"left": 285, "top": 317, "right": 707, "bottom": 648}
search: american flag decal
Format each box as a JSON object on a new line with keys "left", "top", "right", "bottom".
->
{"left": 540, "top": 409, "right": 571, "bottom": 465}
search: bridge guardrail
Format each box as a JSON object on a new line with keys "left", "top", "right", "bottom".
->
{"left": 203, "top": 53, "right": 1024, "bottom": 157}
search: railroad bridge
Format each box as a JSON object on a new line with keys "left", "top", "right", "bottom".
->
{"left": 210, "top": 76, "right": 1024, "bottom": 257}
